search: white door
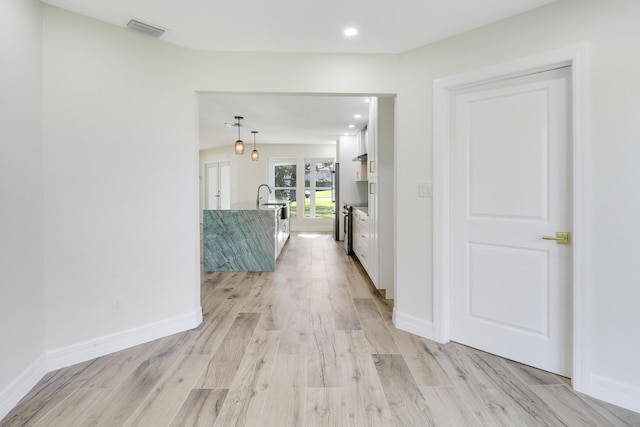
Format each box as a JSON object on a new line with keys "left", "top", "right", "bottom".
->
{"left": 450, "top": 67, "right": 572, "bottom": 376}
{"left": 205, "top": 162, "right": 230, "bottom": 210}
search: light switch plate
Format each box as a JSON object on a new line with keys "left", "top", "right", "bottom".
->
{"left": 419, "top": 181, "right": 433, "bottom": 198}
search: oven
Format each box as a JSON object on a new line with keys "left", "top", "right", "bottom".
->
{"left": 342, "top": 203, "right": 354, "bottom": 255}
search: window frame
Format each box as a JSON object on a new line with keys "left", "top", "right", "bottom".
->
{"left": 304, "top": 158, "right": 334, "bottom": 219}
{"left": 268, "top": 157, "right": 298, "bottom": 218}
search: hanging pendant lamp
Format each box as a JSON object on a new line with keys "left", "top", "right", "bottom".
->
{"left": 251, "top": 131, "right": 259, "bottom": 161}
{"left": 234, "top": 116, "right": 245, "bottom": 155}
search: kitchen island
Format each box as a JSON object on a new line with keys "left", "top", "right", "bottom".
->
{"left": 202, "top": 201, "right": 290, "bottom": 272}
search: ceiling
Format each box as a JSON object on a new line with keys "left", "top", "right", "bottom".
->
{"left": 41, "top": 0, "right": 555, "bottom": 54}
{"left": 198, "top": 94, "right": 371, "bottom": 150}
{"left": 41, "top": 0, "right": 556, "bottom": 150}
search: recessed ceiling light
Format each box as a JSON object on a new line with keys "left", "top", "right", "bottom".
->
{"left": 354, "top": 114, "right": 361, "bottom": 119}
{"left": 344, "top": 28, "right": 358, "bottom": 37}
{"left": 349, "top": 124, "right": 355, "bottom": 128}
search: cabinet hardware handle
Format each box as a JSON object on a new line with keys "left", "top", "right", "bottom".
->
{"left": 369, "top": 160, "right": 374, "bottom": 173}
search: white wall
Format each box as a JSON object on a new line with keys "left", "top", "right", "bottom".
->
{"left": 200, "top": 143, "right": 336, "bottom": 231}
{"left": 42, "top": 6, "right": 201, "bottom": 353}
{"left": 394, "top": 0, "right": 640, "bottom": 410}
{"left": 3, "top": 0, "right": 639, "bottom": 417}
{"left": 0, "top": 0, "right": 45, "bottom": 415}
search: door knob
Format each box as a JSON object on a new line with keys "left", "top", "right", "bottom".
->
{"left": 542, "top": 232, "right": 570, "bottom": 244}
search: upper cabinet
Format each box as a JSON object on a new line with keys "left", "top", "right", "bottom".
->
{"left": 367, "top": 98, "right": 378, "bottom": 178}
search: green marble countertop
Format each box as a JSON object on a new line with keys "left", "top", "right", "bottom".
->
{"left": 202, "top": 200, "right": 291, "bottom": 272}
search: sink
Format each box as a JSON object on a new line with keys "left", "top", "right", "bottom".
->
{"left": 260, "top": 202, "right": 289, "bottom": 219}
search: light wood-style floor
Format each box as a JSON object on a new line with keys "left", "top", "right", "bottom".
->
{"left": 3, "top": 232, "right": 639, "bottom": 426}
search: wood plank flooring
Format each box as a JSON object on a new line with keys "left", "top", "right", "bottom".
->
{"left": 3, "top": 232, "right": 640, "bottom": 426}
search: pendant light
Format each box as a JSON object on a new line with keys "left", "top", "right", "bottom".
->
{"left": 251, "top": 130, "right": 259, "bottom": 161}
{"left": 233, "top": 116, "right": 244, "bottom": 155}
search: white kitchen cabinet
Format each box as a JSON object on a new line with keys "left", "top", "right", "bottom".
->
{"left": 349, "top": 97, "right": 393, "bottom": 298}
{"left": 352, "top": 208, "right": 370, "bottom": 273}
{"left": 366, "top": 180, "right": 379, "bottom": 287}
{"left": 367, "top": 98, "right": 378, "bottom": 179}
{"left": 276, "top": 203, "right": 290, "bottom": 258}
{"left": 364, "top": 97, "right": 394, "bottom": 298}
{"left": 276, "top": 214, "right": 289, "bottom": 258}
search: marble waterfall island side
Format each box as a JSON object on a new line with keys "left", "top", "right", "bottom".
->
{"left": 202, "top": 202, "right": 287, "bottom": 272}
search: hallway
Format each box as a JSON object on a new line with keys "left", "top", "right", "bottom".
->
{"left": 3, "top": 233, "right": 639, "bottom": 426}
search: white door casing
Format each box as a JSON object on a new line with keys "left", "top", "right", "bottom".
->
{"left": 450, "top": 68, "right": 572, "bottom": 376}
{"left": 432, "top": 44, "right": 591, "bottom": 391}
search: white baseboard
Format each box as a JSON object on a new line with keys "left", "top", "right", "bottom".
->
{"left": 590, "top": 374, "right": 640, "bottom": 413}
{"left": 393, "top": 308, "right": 435, "bottom": 340}
{"left": 46, "top": 308, "right": 202, "bottom": 371}
{"left": 0, "top": 308, "right": 202, "bottom": 421}
{"left": 0, "top": 354, "right": 47, "bottom": 421}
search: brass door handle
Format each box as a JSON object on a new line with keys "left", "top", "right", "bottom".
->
{"left": 542, "top": 232, "right": 570, "bottom": 244}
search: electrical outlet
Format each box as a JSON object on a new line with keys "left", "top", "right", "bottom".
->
{"left": 111, "top": 296, "right": 124, "bottom": 315}
{"left": 419, "top": 181, "right": 433, "bottom": 198}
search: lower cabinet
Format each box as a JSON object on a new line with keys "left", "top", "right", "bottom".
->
{"left": 352, "top": 208, "right": 370, "bottom": 273}
{"left": 276, "top": 210, "right": 290, "bottom": 258}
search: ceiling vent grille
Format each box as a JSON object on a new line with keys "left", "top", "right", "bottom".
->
{"left": 126, "top": 19, "right": 165, "bottom": 38}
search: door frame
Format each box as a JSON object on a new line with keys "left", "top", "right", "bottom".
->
{"left": 432, "top": 43, "right": 591, "bottom": 392}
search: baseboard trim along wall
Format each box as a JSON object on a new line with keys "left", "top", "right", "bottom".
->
{"left": 0, "top": 308, "right": 202, "bottom": 421}
{"left": 393, "top": 309, "right": 640, "bottom": 414}
{"left": 0, "top": 355, "right": 47, "bottom": 421}
{"left": 393, "top": 308, "right": 434, "bottom": 341}
{"left": 590, "top": 374, "right": 640, "bottom": 414}
{"left": 46, "top": 309, "right": 203, "bottom": 371}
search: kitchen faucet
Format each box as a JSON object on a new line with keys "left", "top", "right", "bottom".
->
{"left": 256, "top": 183, "right": 273, "bottom": 207}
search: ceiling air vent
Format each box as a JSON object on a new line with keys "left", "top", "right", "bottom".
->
{"left": 126, "top": 19, "right": 165, "bottom": 38}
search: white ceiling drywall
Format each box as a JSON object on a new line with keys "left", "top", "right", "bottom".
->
{"left": 41, "top": 0, "right": 556, "bottom": 149}
{"left": 41, "top": 0, "right": 556, "bottom": 54}
{"left": 198, "top": 94, "right": 371, "bottom": 150}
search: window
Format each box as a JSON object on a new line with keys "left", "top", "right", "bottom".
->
{"left": 304, "top": 159, "right": 334, "bottom": 219}
{"left": 268, "top": 158, "right": 297, "bottom": 218}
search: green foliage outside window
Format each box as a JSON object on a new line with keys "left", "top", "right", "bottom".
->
{"left": 304, "top": 161, "right": 334, "bottom": 219}
{"left": 274, "top": 163, "right": 297, "bottom": 217}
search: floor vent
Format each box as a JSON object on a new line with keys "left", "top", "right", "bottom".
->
{"left": 126, "top": 19, "right": 165, "bottom": 38}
